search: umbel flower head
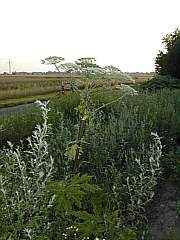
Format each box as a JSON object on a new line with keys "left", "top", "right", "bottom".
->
{"left": 113, "top": 84, "right": 138, "bottom": 95}
{"left": 57, "top": 62, "right": 81, "bottom": 73}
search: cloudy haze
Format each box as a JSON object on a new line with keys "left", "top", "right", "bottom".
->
{"left": 0, "top": 0, "right": 179, "bottom": 73}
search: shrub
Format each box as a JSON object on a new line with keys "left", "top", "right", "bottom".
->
{"left": 141, "top": 75, "right": 180, "bottom": 91}
{"left": 0, "top": 108, "right": 42, "bottom": 146}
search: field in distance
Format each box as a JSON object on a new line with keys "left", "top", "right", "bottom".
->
{"left": 0, "top": 75, "right": 75, "bottom": 100}
{"left": 129, "top": 73, "right": 154, "bottom": 83}
{"left": 0, "top": 73, "right": 154, "bottom": 107}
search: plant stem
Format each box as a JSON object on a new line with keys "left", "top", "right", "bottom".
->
{"left": 73, "top": 117, "right": 86, "bottom": 173}
{"left": 54, "top": 63, "right": 64, "bottom": 94}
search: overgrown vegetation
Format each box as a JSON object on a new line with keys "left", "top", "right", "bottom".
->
{"left": 141, "top": 75, "right": 180, "bottom": 92}
{"left": 0, "top": 86, "right": 180, "bottom": 239}
{"left": 0, "top": 99, "right": 163, "bottom": 239}
{"left": 0, "top": 53, "right": 180, "bottom": 239}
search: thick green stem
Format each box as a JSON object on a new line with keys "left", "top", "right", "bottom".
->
{"left": 73, "top": 117, "right": 86, "bottom": 173}
{"left": 54, "top": 63, "right": 64, "bottom": 94}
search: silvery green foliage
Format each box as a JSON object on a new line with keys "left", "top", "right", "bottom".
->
{"left": 0, "top": 101, "right": 53, "bottom": 239}
{"left": 113, "top": 133, "right": 162, "bottom": 227}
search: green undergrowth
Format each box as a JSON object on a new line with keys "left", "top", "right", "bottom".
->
{"left": 49, "top": 89, "right": 180, "bottom": 176}
{"left": 0, "top": 88, "right": 180, "bottom": 239}
{"left": 1, "top": 89, "right": 180, "bottom": 149}
{"left": 0, "top": 108, "right": 42, "bottom": 146}
{"left": 141, "top": 75, "right": 180, "bottom": 91}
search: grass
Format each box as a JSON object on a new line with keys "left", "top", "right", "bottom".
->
{"left": 1, "top": 88, "right": 179, "bottom": 147}
{"left": 0, "top": 87, "right": 179, "bottom": 239}
{"left": 0, "top": 92, "right": 57, "bottom": 107}
{"left": 0, "top": 73, "right": 152, "bottom": 108}
{"left": 0, "top": 75, "right": 71, "bottom": 100}
{"left": 0, "top": 74, "right": 137, "bottom": 105}
{"left": 0, "top": 107, "right": 42, "bottom": 145}
{"left": 129, "top": 73, "right": 154, "bottom": 83}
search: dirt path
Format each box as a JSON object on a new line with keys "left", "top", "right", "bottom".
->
{"left": 0, "top": 103, "right": 36, "bottom": 117}
{"left": 148, "top": 176, "right": 180, "bottom": 239}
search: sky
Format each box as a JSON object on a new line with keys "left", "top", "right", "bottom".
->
{"left": 0, "top": 0, "right": 180, "bottom": 73}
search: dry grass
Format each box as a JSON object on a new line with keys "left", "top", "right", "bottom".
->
{"left": 0, "top": 74, "right": 136, "bottom": 100}
{"left": 0, "top": 75, "right": 76, "bottom": 100}
{"left": 133, "top": 74, "right": 154, "bottom": 83}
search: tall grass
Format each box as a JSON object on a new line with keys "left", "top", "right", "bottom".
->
{"left": 0, "top": 108, "right": 42, "bottom": 146}
{"left": 0, "top": 76, "right": 62, "bottom": 100}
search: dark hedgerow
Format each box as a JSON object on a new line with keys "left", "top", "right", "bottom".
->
{"left": 141, "top": 75, "right": 180, "bottom": 91}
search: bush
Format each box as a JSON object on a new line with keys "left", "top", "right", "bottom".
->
{"left": 0, "top": 108, "right": 42, "bottom": 146}
{"left": 141, "top": 75, "right": 180, "bottom": 91}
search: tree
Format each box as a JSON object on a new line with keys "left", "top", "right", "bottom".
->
{"left": 155, "top": 28, "right": 180, "bottom": 78}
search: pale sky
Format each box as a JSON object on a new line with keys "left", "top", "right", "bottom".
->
{"left": 0, "top": 0, "right": 179, "bottom": 73}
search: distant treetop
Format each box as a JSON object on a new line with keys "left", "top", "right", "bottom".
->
{"left": 155, "top": 28, "right": 180, "bottom": 78}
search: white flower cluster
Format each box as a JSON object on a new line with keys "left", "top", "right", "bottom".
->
{"left": 113, "top": 84, "right": 138, "bottom": 95}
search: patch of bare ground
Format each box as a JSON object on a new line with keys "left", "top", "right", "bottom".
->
{"left": 148, "top": 176, "right": 180, "bottom": 240}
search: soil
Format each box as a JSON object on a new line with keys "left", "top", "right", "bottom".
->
{"left": 148, "top": 176, "right": 180, "bottom": 239}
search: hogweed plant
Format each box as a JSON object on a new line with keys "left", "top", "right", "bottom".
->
{"left": 103, "top": 65, "right": 134, "bottom": 83}
{"left": 54, "top": 59, "right": 139, "bottom": 173}
{"left": 42, "top": 56, "right": 107, "bottom": 173}
{"left": 70, "top": 85, "right": 138, "bottom": 173}
{"left": 0, "top": 101, "right": 54, "bottom": 239}
{"left": 41, "top": 56, "right": 65, "bottom": 94}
